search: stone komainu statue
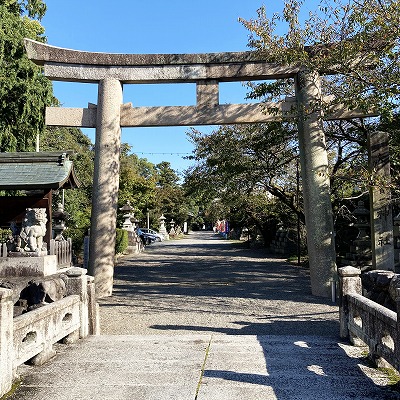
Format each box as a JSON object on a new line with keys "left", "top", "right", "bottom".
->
{"left": 19, "top": 208, "right": 48, "bottom": 253}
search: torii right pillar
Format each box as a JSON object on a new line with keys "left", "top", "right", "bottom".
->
{"left": 296, "top": 69, "right": 337, "bottom": 297}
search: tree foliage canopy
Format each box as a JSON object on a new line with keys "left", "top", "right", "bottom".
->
{"left": 185, "top": 124, "right": 301, "bottom": 219}
{"left": 184, "top": 123, "right": 303, "bottom": 242}
{"left": 152, "top": 162, "right": 189, "bottom": 226}
{"left": 0, "top": 0, "right": 54, "bottom": 151}
{"left": 240, "top": 0, "right": 400, "bottom": 118}
{"left": 118, "top": 145, "right": 157, "bottom": 222}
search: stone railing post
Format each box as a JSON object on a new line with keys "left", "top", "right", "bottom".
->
{"left": 338, "top": 266, "right": 362, "bottom": 339}
{"left": 87, "top": 275, "right": 100, "bottom": 335}
{"left": 0, "top": 288, "right": 14, "bottom": 398}
{"left": 395, "top": 288, "right": 400, "bottom": 372}
{"left": 64, "top": 267, "right": 89, "bottom": 340}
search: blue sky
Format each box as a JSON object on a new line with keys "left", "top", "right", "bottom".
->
{"left": 41, "top": 0, "right": 316, "bottom": 175}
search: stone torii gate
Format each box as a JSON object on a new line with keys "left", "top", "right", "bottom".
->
{"left": 25, "top": 39, "right": 376, "bottom": 298}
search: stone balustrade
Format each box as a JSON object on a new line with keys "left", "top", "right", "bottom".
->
{"left": 49, "top": 238, "right": 73, "bottom": 268}
{"left": 0, "top": 238, "right": 73, "bottom": 277}
{"left": 339, "top": 266, "right": 400, "bottom": 371}
{"left": 0, "top": 267, "right": 99, "bottom": 397}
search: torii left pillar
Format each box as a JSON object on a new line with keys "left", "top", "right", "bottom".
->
{"left": 88, "top": 78, "right": 123, "bottom": 298}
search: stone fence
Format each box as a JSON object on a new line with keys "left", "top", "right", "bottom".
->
{"left": 0, "top": 267, "right": 99, "bottom": 398}
{"left": 339, "top": 266, "right": 400, "bottom": 372}
{"left": 49, "top": 238, "right": 73, "bottom": 268}
{"left": 0, "top": 238, "right": 73, "bottom": 269}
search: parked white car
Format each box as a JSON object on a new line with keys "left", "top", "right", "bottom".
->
{"left": 140, "top": 228, "right": 165, "bottom": 241}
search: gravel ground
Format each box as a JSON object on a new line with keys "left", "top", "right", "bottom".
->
{"left": 95, "top": 231, "right": 400, "bottom": 395}
{"left": 98, "top": 231, "right": 338, "bottom": 336}
{"left": 7, "top": 231, "right": 399, "bottom": 400}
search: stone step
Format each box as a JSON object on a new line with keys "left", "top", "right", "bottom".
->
{"left": 8, "top": 334, "right": 395, "bottom": 400}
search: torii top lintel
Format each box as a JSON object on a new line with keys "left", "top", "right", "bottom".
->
{"left": 24, "top": 39, "right": 300, "bottom": 84}
{"left": 24, "top": 39, "right": 377, "bottom": 127}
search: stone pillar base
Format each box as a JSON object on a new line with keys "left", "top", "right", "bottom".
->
{"left": 0, "top": 255, "right": 58, "bottom": 277}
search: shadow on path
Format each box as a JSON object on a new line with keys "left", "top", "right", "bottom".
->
{"left": 97, "top": 231, "right": 400, "bottom": 399}
{"left": 7, "top": 232, "right": 399, "bottom": 400}
{"left": 100, "top": 231, "right": 338, "bottom": 336}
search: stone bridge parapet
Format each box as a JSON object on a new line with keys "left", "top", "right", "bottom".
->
{"left": 0, "top": 267, "right": 99, "bottom": 397}
{"left": 339, "top": 266, "right": 400, "bottom": 372}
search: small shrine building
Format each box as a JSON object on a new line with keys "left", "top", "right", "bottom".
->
{"left": 0, "top": 151, "right": 79, "bottom": 246}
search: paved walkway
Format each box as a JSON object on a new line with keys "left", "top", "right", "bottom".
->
{"left": 7, "top": 232, "right": 400, "bottom": 399}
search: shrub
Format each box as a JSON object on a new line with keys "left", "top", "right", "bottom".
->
{"left": 115, "top": 228, "right": 129, "bottom": 254}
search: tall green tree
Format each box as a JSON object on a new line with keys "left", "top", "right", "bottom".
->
{"left": 184, "top": 123, "right": 301, "bottom": 242}
{"left": 153, "top": 161, "right": 187, "bottom": 226}
{"left": 118, "top": 145, "right": 157, "bottom": 224}
{"left": 185, "top": 124, "right": 301, "bottom": 216}
{"left": 0, "top": 0, "right": 54, "bottom": 151}
{"left": 238, "top": 0, "right": 400, "bottom": 251}
{"left": 240, "top": 0, "right": 400, "bottom": 118}
{"left": 155, "top": 161, "right": 180, "bottom": 188}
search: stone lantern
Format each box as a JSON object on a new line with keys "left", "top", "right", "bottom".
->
{"left": 53, "top": 203, "right": 67, "bottom": 241}
{"left": 353, "top": 201, "right": 370, "bottom": 241}
{"left": 119, "top": 201, "right": 134, "bottom": 231}
{"left": 169, "top": 219, "right": 176, "bottom": 237}
{"left": 159, "top": 214, "right": 168, "bottom": 240}
{"left": 350, "top": 200, "right": 372, "bottom": 269}
{"left": 131, "top": 216, "right": 139, "bottom": 230}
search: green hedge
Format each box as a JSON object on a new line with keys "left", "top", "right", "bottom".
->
{"left": 115, "top": 228, "right": 129, "bottom": 254}
{"left": 65, "top": 227, "right": 129, "bottom": 257}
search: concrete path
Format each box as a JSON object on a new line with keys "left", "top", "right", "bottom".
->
{"left": 7, "top": 232, "right": 400, "bottom": 399}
